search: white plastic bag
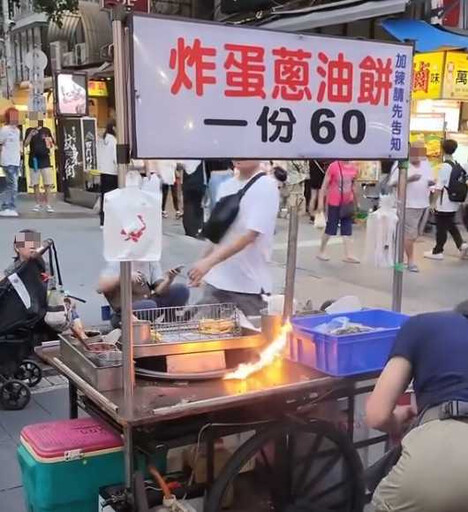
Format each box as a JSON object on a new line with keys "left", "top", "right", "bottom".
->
{"left": 103, "top": 171, "right": 162, "bottom": 262}
{"left": 314, "top": 211, "right": 326, "bottom": 229}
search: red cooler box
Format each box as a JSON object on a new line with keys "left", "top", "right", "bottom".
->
{"left": 17, "top": 418, "right": 124, "bottom": 512}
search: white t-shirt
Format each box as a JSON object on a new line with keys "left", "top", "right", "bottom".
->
{"left": 155, "top": 160, "right": 177, "bottom": 185}
{"left": 436, "top": 160, "right": 461, "bottom": 213}
{"left": 390, "top": 160, "right": 433, "bottom": 209}
{"left": 0, "top": 125, "right": 21, "bottom": 167}
{"left": 97, "top": 133, "right": 117, "bottom": 175}
{"left": 407, "top": 161, "right": 433, "bottom": 209}
{"left": 205, "top": 173, "right": 279, "bottom": 294}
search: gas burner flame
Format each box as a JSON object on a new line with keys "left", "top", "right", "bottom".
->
{"left": 224, "top": 320, "right": 292, "bottom": 380}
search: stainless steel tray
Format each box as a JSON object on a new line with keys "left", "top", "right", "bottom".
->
{"left": 132, "top": 329, "right": 266, "bottom": 359}
{"left": 59, "top": 335, "right": 123, "bottom": 391}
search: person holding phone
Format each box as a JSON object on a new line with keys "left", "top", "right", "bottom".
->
{"left": 97, "top": 261, "right": 189, "bottom": 327}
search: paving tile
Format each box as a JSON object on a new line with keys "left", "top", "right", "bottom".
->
{"left": 0, "top": 487, "right": 27, "bottom": 512}
{"left": 0, "top": 440, "right": 22, "bottom": 491}
{"left": 32, "top": 388, "right": 69, "bottom": 419}
{"left": 0, "top": 400, "right": 51, "bottom": 442}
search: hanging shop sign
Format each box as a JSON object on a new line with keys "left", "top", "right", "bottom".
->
{"left": 443, "top": 51, "right": 468, "bottom": 100}
{"left": 56, "top": 73, "right": 88, "bottom": 117}
{"left": 412, "top": 52, "right": 445, "bottom": 100}
{"left": 82, "top": 118, "right": 98, "bottom": 173}
{"left": 61, "top": 118, "right": 85, "bottom": 188}
{"left": 88, "top": 80, "right": 109, "bottom": 98}
{"left": 130, "top": 16, "right": 413, "bottom": 160}
{"left": 101, "top": 0, "right": 149, "bottom": 12}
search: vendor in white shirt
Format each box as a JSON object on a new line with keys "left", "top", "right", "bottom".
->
{"left": 424, "top": 139, "right": 468, "bottom": 261}
{"left": 188, "top": 160, "right": 280, "bottom": 316}
{"left": 390, "top": 142, "right": 434, "bottom": 273}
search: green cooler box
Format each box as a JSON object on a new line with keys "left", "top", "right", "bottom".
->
{"left": 17, "top": 418, "right": 124, "bottom": 512}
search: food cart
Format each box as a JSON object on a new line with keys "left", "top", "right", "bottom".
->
{"left": 35, "top": 7, "right": 413, "bottom": 511}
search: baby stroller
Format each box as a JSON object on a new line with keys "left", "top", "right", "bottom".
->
{"left": 0, "top": 243, "right": 53, "bottom": 409}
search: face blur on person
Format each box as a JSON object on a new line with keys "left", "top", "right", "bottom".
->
{"left": 14, "top": 232, "right": 41, "bottom": 261}
{"left": 6, "top": 109, "right": 19, "bottom": 127}
{"left": 409, "top": 145, "right": 425, "bottom": 167}
{"left": 233, "top": 160, "right": 260, "bottom": 177}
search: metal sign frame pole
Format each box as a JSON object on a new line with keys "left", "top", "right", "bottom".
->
{"left": 283, "top": 202, "right": 299, "bottom": 321}
{"left": 392, "top": 160, "right": 408, "bottom": 312}
{"left": 112, "top": 4, "right": 134, "bottom": 493}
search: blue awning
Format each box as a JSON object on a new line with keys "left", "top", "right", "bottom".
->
{"left": 381, "top": 19, "right": 468, "bottom": 53}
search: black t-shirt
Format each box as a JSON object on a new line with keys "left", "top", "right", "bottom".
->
{"left": 390, "top": 311, "right": 468, "bottom": 410}
{"left": 26, "top": 127, "right": 52, "bottom": 169}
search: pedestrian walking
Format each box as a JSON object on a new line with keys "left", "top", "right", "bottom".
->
{"left": 181, "top": 160, "right": 205, "bottom": 238}
{"left": 305, "top": 160, "right": 326, "bottom": 220}
{"left": 97, "top": 121, "right": 118, "bottom": 227}
{"left": 24, "top": 120, "right": 56, "bottom": 213}
{"left": 205, "top": 159, "right": 233, "bottom": 211}
{"left": 424, "top": 139, "right": 468, "bottom": 260}
{"left": 189, "top": 160, "right": 279, "bottom": 317}
{"left": 389, "top": 143, "right": 434, "bottom": 273}
{"left": 157, "top": 160, "right": 181, "bottom": 218}
{"left": 317, "top": 160, "right": 360, "bottom": 263}
{"left": 0, "top": 108, "right": 21, "bottom": 217}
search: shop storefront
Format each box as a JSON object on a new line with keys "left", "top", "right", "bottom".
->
{"left": 410, "top": 50, "right": 468, "bottom": 170}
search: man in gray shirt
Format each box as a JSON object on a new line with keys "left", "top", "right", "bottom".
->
{"left": 97, "top": 261, "right": 189, "bottom": 327}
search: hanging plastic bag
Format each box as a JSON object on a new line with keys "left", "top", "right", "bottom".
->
{"left": 314, "top": 211, "right": 326, "bottom": 229}
{"left": 103, "top": 171, "right": 162, "bottom": 262}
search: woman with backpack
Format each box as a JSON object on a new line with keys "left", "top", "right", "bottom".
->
{"left": 424, "top": 139, "right": 468, "bottom": 260}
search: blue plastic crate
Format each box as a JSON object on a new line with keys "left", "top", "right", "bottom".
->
{"left": 290, "top": 309, "right": 409, "bottom": 377}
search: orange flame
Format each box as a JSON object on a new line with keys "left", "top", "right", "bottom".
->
{"left": 224, "top": 320, "right": 292, "bottom": 380}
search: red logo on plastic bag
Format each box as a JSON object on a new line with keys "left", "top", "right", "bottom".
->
{"left": 120, "top": 215, "right": 147, "bottom": 243}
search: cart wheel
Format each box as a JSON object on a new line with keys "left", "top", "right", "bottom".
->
{"left": 205, "top": 418, "right": 365, "bottom": 512}
{"left": 0, "top": 380, "right": 31, "bottom": 410}
{"left": 15, "top": 360, "right": 42, "bottom": 388}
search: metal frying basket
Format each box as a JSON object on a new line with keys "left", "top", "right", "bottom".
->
{"left": 132, "top": 303, "right": 242, "bottom": 343}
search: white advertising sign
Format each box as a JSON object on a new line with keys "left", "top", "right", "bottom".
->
{"left": 131, "top": 16, "right": 413, "bottom": 160}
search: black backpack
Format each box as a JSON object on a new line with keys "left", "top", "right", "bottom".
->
{"left": 203, "top": 172, "right": 265, "bottom": 244}
{"left": 445, "top": 160, "right": 468, "bottom": 203}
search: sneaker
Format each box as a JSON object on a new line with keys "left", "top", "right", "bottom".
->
{"left": 45, "top": 204, "right": 55, "bottom": 213}
{"left": 32, "top": 204, "right": 42, "bottom": 212}
{"left": 175, "top": 210, "right": 182, "bottom": 219}
{"left": 407, "top": 264, "right": 420, "bottom": 273}
{"left": 162, "top": 211, "right": 168, "bottom": 218}
{"left": 424, "top": 251, "right": 444, "bottom": 260}
{"left": 460, "top": 243, "right": 468, "bottom": 257}
{"left": 0, "top": 209, "right": 18, "bottom": 217}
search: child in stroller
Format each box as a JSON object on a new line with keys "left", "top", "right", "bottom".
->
{"left": 0, "top": 230, "right": 85, "bottom": 409}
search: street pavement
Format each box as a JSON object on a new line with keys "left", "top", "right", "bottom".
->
{"left": 1, "top": 194, "right": 468, "bottom": 510}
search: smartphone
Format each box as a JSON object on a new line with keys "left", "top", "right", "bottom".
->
{"left": 173, "top": 265, "right": 185, "bottom": 273}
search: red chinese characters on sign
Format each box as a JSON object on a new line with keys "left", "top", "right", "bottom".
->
{"left": 413, "top": 61, "right": 430, "bottom": 94}
{"left": 358, "top": 56, "right": 393, "bottom": 106}
{"left": 168, "top": 39, "right": 397, "bottom": 107}
{"left": 224, "top": 44, "right": 266, "bottom": 98}
{"left": 272, "top": 47, "right": 312, "bottom": 101}
{"left": 169, "top": 38, "right": 216, "bottom": 96}
{"left": 317, "top": 52, "right": 353, "bottom": 103}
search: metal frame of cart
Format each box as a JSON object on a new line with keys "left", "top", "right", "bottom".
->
{"left": 36, "top": 6, "right": 413, "bottom": 510}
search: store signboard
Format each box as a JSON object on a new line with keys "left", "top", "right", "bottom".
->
{"left": 82, "top": 118, "right": 98, "bottom": 172}
{"left": 443, "top": 51, "right": 468, "bottom": 100}
{"left": 101, "top": 0, "right": 149, "bottom": 11}
{"left": 88, "top": 80, "right": 108, "bottom": 97}
{"left": 61, "top": 118, "right": 84, "bottom": 188}
{"left": 412, "top": 52, "right": 445, "bottom": 100}
{"left": 56, "top": 73, "right": 88, "bottom": 117}
{"left": 131, "top": 16, "right": 413, "bottom": 160}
